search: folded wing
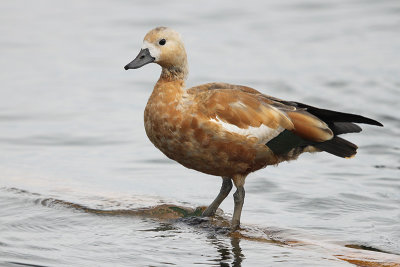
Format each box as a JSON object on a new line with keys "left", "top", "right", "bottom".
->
{"left": 188, "top": 82, "right": 382, "bottom": 158}
{"left": 189, "top": 83, "right": 335, "bottom": 144}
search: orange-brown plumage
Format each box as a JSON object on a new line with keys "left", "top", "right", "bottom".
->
{"left": 144, "top": 80, "right": 269, "bottom": 177}
{"left": 125, "top": 27, "right": 383, "bottom": 230}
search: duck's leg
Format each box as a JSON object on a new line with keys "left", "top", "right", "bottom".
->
{"left": 231, "top": 175, "right": 246, "bottom": 231}
{"left": 202, "top": 177, "right": 233, "bottom": 217}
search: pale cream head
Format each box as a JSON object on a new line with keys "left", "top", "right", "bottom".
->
{"left": 142, "top": 27, "right": 187, "bottom": 69}
{"left": 125, "top": 27, "right": 188, "bottom": 80}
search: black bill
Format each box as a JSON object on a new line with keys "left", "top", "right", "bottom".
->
{"left": 124, "top": 48, "right": 155, "bottom": 70}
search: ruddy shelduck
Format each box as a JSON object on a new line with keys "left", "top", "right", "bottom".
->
{"left": 124, "top": 27, "right": 382, "bottom": 230}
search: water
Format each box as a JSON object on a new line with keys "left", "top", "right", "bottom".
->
{"left": 1, "top": 0, "right": 400, "bottom": 266}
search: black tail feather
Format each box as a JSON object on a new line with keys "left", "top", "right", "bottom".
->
{"left": 268, "top": 99, "right": 382, "bottom": 158}
{"left": 293, "top": 102, "right": 383, "bottom": 127}
{"left": 314, "top": 136, "right": 358, "bottom": 158}
{"left": 329, "top": 122, "right": 362, "bottom": 135}
{"left": 291, "top": 102, "right": 382, "bottom": 157}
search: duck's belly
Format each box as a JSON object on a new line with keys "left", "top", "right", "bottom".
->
{"left": 144, "top": 116, "right": 277, "bottom": 177}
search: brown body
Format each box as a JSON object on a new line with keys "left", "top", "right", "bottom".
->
{"left": 125, "top": 27, "right": 382, "bottom": 230}
{"left": 144, "top": 80, "right": 274, "bottom": 177}
{"left": 144, "top": 79, "right": 330, "bottom": 177}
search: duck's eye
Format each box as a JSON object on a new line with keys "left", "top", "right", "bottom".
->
{"left": 159, "top": 39, "right": 166, "bottom": 46}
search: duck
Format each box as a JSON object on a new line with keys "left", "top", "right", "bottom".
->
{"left": 124, "top": 26, "right": 383, "bottom": 231}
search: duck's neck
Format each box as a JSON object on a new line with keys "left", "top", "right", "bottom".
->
{"left": 153, "top": 66, "right": 187, "bottom": 101}
{"left": 152, "top": 59, "right": 189, "bottom": 101}
{"left": 160, "top": 67, "right": 187, "bottom": 81}
{"left": 159, "top": 59, "right": 188, "bottom": 82}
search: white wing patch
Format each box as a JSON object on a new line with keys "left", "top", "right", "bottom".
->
{"left": 210, "top": 116, "right": 284, "bottom": 143}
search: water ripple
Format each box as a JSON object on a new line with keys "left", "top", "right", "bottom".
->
{"left": 1, "top": 187, "right": 400, "bottom": 266}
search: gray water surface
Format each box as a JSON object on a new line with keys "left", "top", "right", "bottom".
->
{"left": 1, "top": 0, "right": 400, "bottom": 266}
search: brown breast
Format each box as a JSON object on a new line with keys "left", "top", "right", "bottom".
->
{"left": 144, "top": 80, "right": 278, "bottom": 177}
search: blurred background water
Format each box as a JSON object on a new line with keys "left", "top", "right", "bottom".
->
{"left": 1, "top": 0, "right": 400, "bottom": 266}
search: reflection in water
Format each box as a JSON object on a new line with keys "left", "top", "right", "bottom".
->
{"left": 209, "top": 236, "right": 232, "bottom": 266}
{"left": 230, "top": 237, "right": 244, "bottom": 267}
{"left": 207, "top": 235, "right": 244, "bottom": 267}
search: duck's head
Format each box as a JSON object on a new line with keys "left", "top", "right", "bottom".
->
{"left": 124, "top": 27, "right": 188, "bottom": 79}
